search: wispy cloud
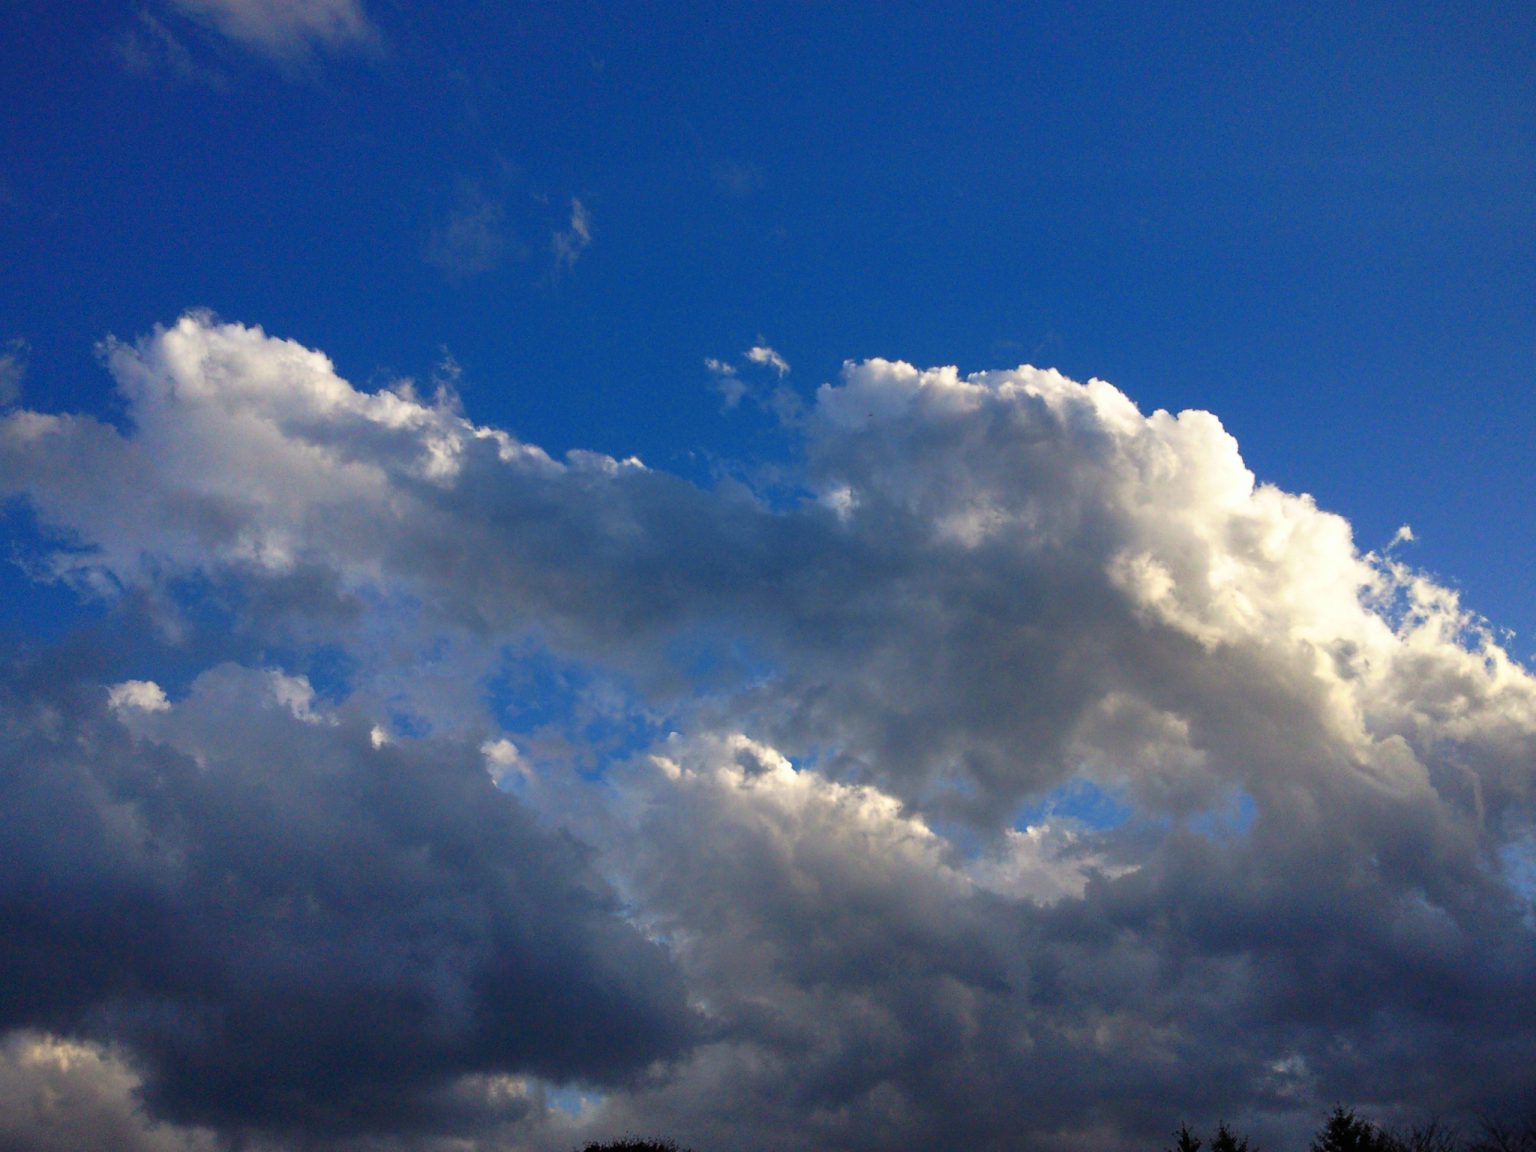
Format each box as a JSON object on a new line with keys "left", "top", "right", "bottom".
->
{"left": 425, "top": 183, "right": 517, "bottom": 280}
{"left": 551, "top": 197, "right": 591, "bottom": 272}
{"left": 745, "top": 343, "right": 789, "bottom": 377}
{"left": 166, "top": 0, "right": 380, "bottom": 61}
{"left": 3, "top": 315, "right": 1536, "bottom": 1150}
{"left": 707, "top": 341, "right": 797, "bottom": 418}
{"left": 0, "top": 338, "right": 25, "bottom": 406}
{"left": 703, "top": 356, "right": 747, "bottom": 410}
{"left": 710, "top": 159, "right": 763, "bottom": 197}
{"left": 115, "top": 9, "right": 228, "bottom": 87}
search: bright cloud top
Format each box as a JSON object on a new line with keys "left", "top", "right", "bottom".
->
{"left": 2, "top": 314, "right": 1534, "bottom": 1151}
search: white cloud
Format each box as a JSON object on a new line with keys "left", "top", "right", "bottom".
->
{"left": 482, "top": 736, "right": 530, "bottom": 786}
{"left": 746, "top": 343, "right": 790, "bottom": 377}
{"left": 166, "top": 0, "right": 379, "bottom": 59}
{"left": 265, "top": 668, "right": 325, "bottom": 722}
{"left": 107, "top": 679, "right": 171, "bottom": 715}
{"left": 5, "top": 317, "right": 1536, "bottom": 1150}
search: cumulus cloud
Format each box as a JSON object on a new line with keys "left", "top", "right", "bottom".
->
{"left": 0, "top": 656, "right": 693, "bottom": 1139}
{"left": 3, "top": 315, "right": 1536, "bottom": 1149}
{"left": 107, "top": 678, "right": 172, "bottom": 714}
{"left": 165, "top": 0, "right": 379, "bottom": 60}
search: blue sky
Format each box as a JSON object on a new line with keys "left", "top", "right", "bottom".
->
{"left": 2, "top": 4, "right": 1535, "bottom": 1152}
{"left": 6, "top": 2, "right": 1534, "bottom": 638}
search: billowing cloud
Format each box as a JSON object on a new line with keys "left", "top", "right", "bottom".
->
{"left": 2, "top": 314, "right": 1535, "bottom": 1149}
{"left": 0, "top": 656, "right": 693, "bottom": 1139}
{"left": 166, "top": 0, "right": 379, "bottom": 60}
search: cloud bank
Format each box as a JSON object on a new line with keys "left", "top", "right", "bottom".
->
{"left": 2, "top": 314, "right": 1534, "bottom": 1151}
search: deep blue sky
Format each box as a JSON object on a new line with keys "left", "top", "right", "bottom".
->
{"left": 5, "top": 0, "right": 1534, "bottom": 644}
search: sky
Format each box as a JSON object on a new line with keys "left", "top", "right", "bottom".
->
{"left": 1, "top": 3, "right": 1535, "bottom": 1151}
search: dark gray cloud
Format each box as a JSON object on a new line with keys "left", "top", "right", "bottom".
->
{"left": 568, "top": 730, "right": 1536, "bottom": 1152}
{"left": 0, "top": 652, "right": 693, "bottom": 1140}
{"left": 2, "top": 316, "right": 1535, "bottom": 1150}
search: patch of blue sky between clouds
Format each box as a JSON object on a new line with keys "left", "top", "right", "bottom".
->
{"left": 1501, "top": 837, "right": 1536, "bottom": 931}
{"left": 485, "top": 646, "right": 665, "bottom": 781}
{"left": 1015, "top": 776, "right": 1135, "bottom": 834}
{"left": 1014, "top": 776, "right": 1257, "bottom": 843}
{"left": 661, "top": 630, "right": 780, "bottom": 696}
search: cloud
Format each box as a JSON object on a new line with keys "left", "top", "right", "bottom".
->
{"left": 552, "top": 198, "right": 592, "bottom": 272}
{"left": 703, "top": 357, "right": 747, "bottom": 410}
{"left": 106, "top": 678, "right": 172, "bottom": 714}
{"left": 165, "top": 0, "right": 379, "bottom": 61}
{"left": 116, "top": 10, "right": 228, "bottom": 87}
{"left": 425, "top": 183, "right": 517, "bottom": 280}
{"left": 0, "top": 656, "right": 693, "bottom": 1138}
{"left": 745, "top": 343, "right": 790, "bottom": 377}
{"left": 706, "top": 343, "right": 797, "bottom": 417}
{"left": 3, "top": 316, "right": 1536, "bottom": 1149}
{"left": 0, "top": 337, "right": 26, "bottom": 406}
{"left": 710, "top": 159, "right": 763, "bottom": 197}
{"left": 0, "top": 1033, "right": 223, "bottom": 1152}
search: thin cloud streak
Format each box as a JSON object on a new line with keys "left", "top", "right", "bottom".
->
{"left": 166, "top": 0, "right": 380, "bottom": 60}
{"left": 552, "top": 198, "right": 592, "bottom": 272}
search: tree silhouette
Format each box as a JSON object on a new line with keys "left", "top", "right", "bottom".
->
{"left": 1468, "top": 1115, "right": 1536, "bottom": 1152}
{"left": 1212, "top": 1121, "right": 1258, "bottom": 1152}
{"left": 1390, "top": 1119, "right": 1462, "bottom": 1152}
{"left": 1313, "top": 1106, "right": 1395, "bottom": 1152}
{"left": 1164, "top": 1121, "right": 1255, "bottom": 1152}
